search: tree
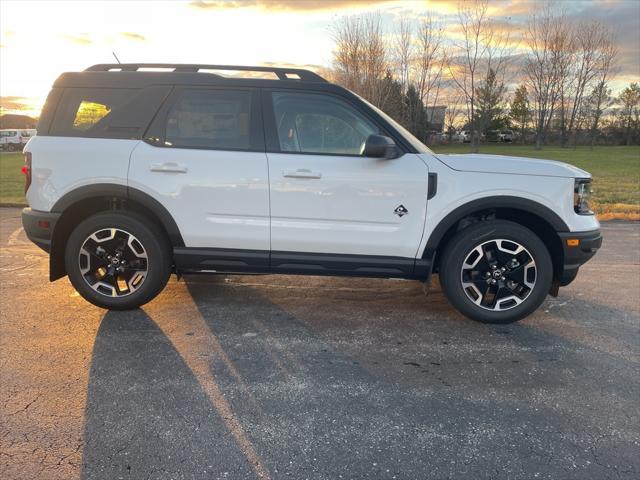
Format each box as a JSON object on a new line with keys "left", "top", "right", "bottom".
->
{"left": 563, "top": 21, "right": 616, "bottom": 147}
{"left": 413, "top": 16, "right": 445, "bottom": 141}
{"left": 582, "top": 82, "right": 612, "bottom": 147}
{"left": 525, "top": 4, "right": 568, "bottom": 149}
{"left": 449, "top": 0, "right": 510, "bottom": 152}
{"left": 474, "top": 68, "right": 508, "bottom": 134}
{"left": 444, "top": 94, "right": 464, "bottom": 142}
{"left": 618, "top": 83, "right": 640, "bottom": 145}
{"left": 510, "top": 85, "right": 531, "bottom": 144}
{"left": 404, "top": 84, "right": 427, "bottom": 140}
{"left": 392, "top": 15, "right": 413, "bottom": 97}
{"left": 332, "top": 13, "right": 389, "bottom": 108}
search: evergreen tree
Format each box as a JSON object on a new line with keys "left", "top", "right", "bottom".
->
{"left": 618, "top": 83, "right": 640, "bottom": 145}
{"left": 404, "top": 84, "right": 427, "bottom": 141}
{"left": 510, "top": 85, "right": 531, "bottom": 144}
{"left": 474, "top": 68, "right": 508, "bottom": 136}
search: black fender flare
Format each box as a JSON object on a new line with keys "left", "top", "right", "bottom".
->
{"left": 51, "top": 183, "right": 184, "bottom": 247}
{"left": 422, "top": 195, "right": 569, "bottom": 260}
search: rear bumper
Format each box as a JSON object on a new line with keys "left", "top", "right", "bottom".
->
{"left": 557, "top": 229, "right": 603, "bottom": 286}
{"left": 21, "top": 208, "right": 60, "bottom": 253}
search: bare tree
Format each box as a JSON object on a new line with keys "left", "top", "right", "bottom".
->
{"left": 444, "top": 93, "right": 464, "bottom": 141}
{"left": 563, "top": 21, "right": 616, "bottom": 147}
{"left": 525, "top": 4, "right": 568, "bottom": 149}
{"left": 413, "top": 16, "right": 445, "bottom": 134}
{"left": 587, "top": 38, "right": 617, "bottom": 148}
{"left": 550, "top": 16, "right": 575, "bottom": 146}
{"left": 393, "top": 15, "right": 413, "bottom": 96}
{"left": 448, "top": 0, "right": 511, "bottom": 152}
{"left": 332, "top": 13, "right": 389, "bottom": 107}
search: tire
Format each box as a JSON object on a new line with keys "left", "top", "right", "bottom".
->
{"left": 65, "top": 211, "right": 172, "bottom": 310}
{"left": 439, "top": 220, "right": 553, "bottom": 324}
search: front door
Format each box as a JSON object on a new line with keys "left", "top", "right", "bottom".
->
{"left": 264, "top": 90, "right": 430, "bottom": 263}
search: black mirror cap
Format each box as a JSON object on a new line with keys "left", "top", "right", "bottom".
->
{"left": 362, "top": 134, "right": 399, "bottom": 159}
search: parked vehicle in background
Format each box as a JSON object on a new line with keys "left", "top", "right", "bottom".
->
{"left": 486, "top": 130, "right": 501, "bottom": 142}
{"left": 455, "top": 130, "right": 471, "bottom": 143}
{"left": 21, "top": 63, "right": 602, "bottom": 324}
{"left": 498, "top": 130, "right": 514, "bottom": 143}
{"left": 0, "top": 129, "right": 36, "bottom": 151}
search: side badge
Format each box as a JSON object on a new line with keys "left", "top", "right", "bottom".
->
{"left": 394, "top": 205, "right": 408, "bottom": 217}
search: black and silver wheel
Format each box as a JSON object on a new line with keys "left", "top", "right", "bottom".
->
{"left": 65, "top": 212, "right": 171, "bottom": 310}
{"left": 439, "top": 220, "right": 553, "bottom": 324}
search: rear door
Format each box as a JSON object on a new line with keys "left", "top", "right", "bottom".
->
{"left": 263, "top": 89, "right": 430, "bottom": 263}
{"left": 129, "top": 87, "right": 270, "bottom": 256}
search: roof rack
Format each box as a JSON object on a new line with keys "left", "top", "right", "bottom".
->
{"left": 85, "top": 63, "right": 327, "bottom": 82}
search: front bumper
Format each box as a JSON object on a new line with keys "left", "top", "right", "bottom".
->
{"left": 21, "top": 208, "right": 60, "bottom": 253}
{"left": 556, "top": 229, "right": 603, "bottom": 286}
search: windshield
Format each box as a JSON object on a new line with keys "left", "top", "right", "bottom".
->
{"left": 354, "top": 93, "right": 433, "bottom": 154}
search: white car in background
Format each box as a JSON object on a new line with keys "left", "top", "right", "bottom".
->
{"left": 0, "top": 129, "right": 36, "bottom": 151}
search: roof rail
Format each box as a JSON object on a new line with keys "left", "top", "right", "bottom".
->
{"left": 85, "top": 63, "right": 327, "bottom": 82}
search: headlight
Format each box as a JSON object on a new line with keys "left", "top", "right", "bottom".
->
{"left": 574, "top": 179, "right": 594, "bottom": 215}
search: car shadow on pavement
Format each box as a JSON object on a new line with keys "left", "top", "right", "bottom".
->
{"left": 79, "top": 275, "right": 640, "bottom": 480}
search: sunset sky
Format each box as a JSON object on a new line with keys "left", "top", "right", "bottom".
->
{"left": 1, "top": 0, "right": 639, "bottom": 118}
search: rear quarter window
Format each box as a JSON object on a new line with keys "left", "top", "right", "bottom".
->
{"left": 49, "top": 88, "right": 138, "bottom": 137}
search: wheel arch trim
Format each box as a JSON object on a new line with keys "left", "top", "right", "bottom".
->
{"left": 422, "top": 195, "right": 569, "bottom": 261}
{"left": 51, "top": 183, "right": 184, "bottom": 247}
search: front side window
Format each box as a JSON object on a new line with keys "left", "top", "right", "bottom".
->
{"left": 164, "top": 89, "right": 252, "bottom": 150}
{"left": 0, "top": 131, "right": 17, "bottom": 137}
{"left": 272, "top": 92, "right": 379, "bottom": 155}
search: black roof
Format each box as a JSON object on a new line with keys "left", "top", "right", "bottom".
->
{"left": 54, "top": 63, "right": 333, "bottom": 90}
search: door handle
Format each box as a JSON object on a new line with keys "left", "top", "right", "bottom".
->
{"left": 150, "top": 162, "right": 188, "bottom": 173}
{"left": 283, "top": 168, "right": 322, "bottom": 179}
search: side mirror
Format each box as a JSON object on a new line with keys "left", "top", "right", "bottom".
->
{"left": 362, "top": 134, "right": 399, "bottom": 159}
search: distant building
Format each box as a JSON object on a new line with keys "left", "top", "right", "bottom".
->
{"left": 425, "top": 106, "right": 446, "bottom": 132}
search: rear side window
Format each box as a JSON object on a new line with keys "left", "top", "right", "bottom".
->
{"left": 164, "top": 89, "right": 252, "bottom": 150}
{"left": 49, "top": 88, "right": 138, "bottom": 137}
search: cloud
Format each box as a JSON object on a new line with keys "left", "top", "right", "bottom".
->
{"left": 121, "top": 32, "right": 146, "bottom": 41}
{"left": 62, "top": 33, "right": 92, "bottom": 45}
{"left": 0, "top": 96, "right": 34, "bottom": 111}
{"left": 189, "top": 0, "right": 390, "bottom": 11}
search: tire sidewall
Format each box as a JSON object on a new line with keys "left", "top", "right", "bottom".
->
{"left": 65, "top": 211, "right": 171, "bottom": 310}
{"left": 440, "top": 220, "right": 553, "bottom": 324}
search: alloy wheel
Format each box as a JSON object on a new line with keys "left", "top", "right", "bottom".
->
{"left": 460, "top": 239, "right": 536, "bottom": 311}
{"left": 78, "top": 228, "right": 148, "bottom": 297}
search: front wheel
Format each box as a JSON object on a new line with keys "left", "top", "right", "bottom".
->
{"left": 439, "top": 220, "right": 553, "bottom": 324}
{"left": 65, "top": 211, "right": 172, "bottom": 310}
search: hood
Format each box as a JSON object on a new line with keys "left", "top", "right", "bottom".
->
{"left": 434, "top": 153, "right": 590, "bottom": 178}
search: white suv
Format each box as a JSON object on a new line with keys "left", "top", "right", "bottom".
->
{"left": 21, "top": 64, "right": 602, "bottom": 323}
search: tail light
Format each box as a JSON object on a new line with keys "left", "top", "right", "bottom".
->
{"left": 21, "top": 152, "right": 32, "bottom": 193}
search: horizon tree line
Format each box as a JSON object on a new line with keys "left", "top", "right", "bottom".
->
{"left": 329, "top": 1, "right": 638, "bottom": 149}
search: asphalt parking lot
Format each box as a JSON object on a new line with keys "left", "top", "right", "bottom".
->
{"left": 0, "top": 206, "right": 638, "bottom": 480}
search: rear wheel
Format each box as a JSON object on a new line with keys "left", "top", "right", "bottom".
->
{"left": 439, "top": 220, "right": 553, "bottom": 324}
{"left": 65, "top": 211, "right": 172, "bottom": 310}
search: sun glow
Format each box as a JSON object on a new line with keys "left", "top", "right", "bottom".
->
{"left": 0, "top": 0, "right": 638, "bottom": 118}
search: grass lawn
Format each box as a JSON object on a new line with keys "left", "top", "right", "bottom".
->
{"left": 1, "top": 145, "right": 639, "bottom": 219}
{"left": 0, "top": 152, "right": 26, "bottom": 205}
